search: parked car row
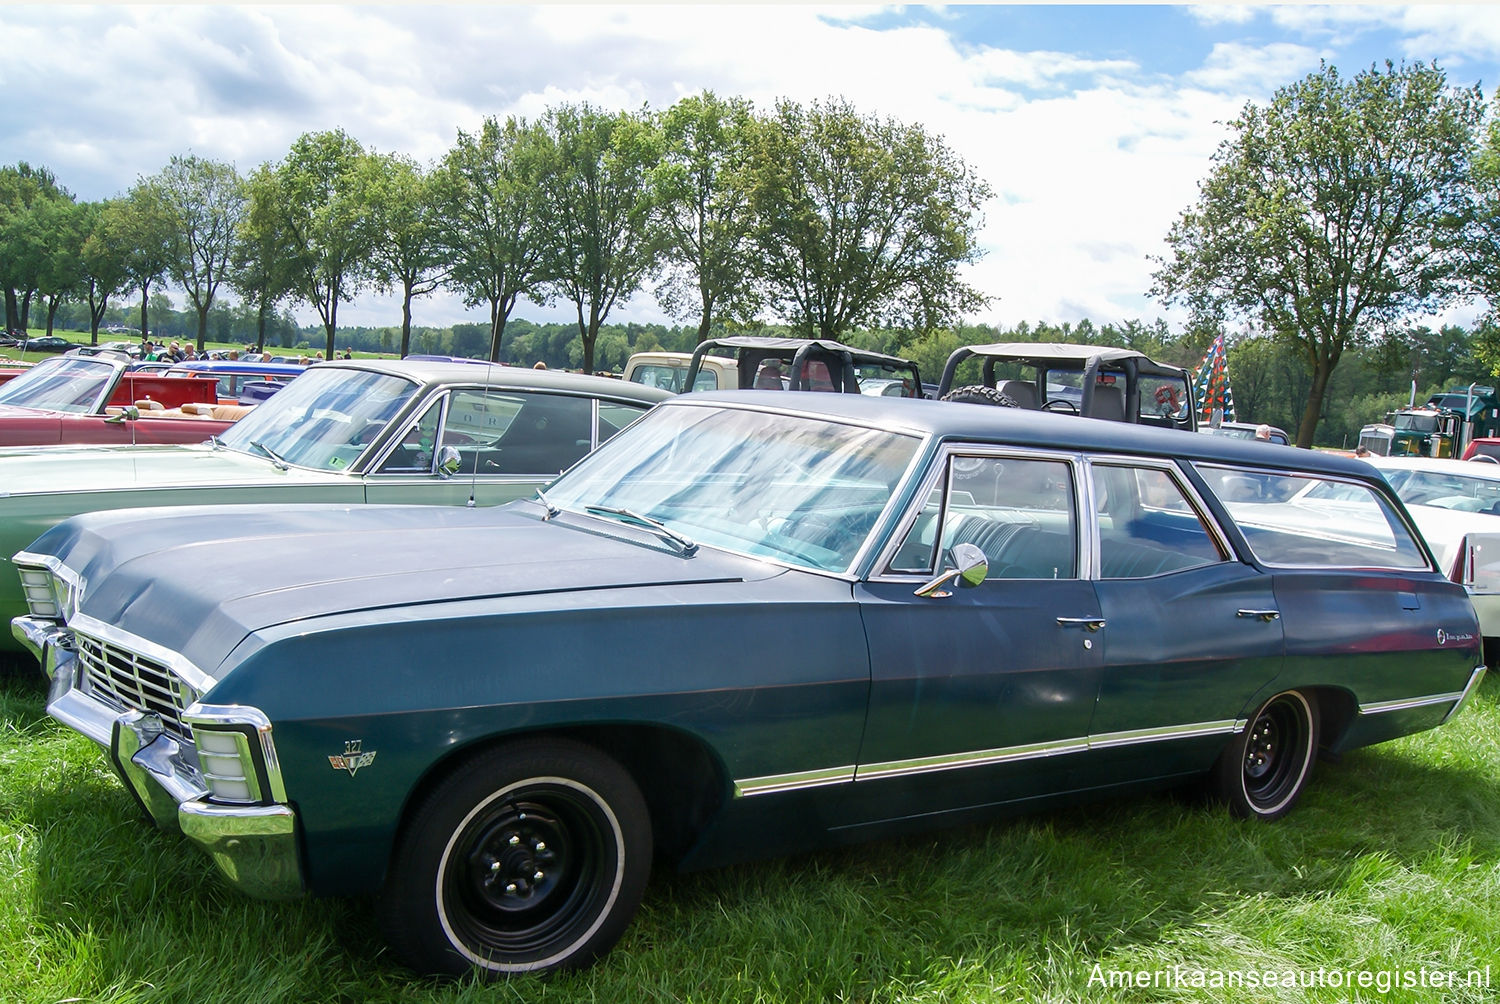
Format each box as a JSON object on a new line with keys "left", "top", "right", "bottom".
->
{"left": 5, "top": 349, "right": 1487, "bottom": 980}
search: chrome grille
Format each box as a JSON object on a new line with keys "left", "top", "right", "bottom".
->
{"left": 76, "top": 632, "right": 201, "bottom": 743}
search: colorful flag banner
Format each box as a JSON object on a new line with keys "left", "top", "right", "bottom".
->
{"left": 1193, "top": 331, "right": 1236, "bottom": 423}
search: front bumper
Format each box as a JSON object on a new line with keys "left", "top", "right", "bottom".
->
{"left": 13, "top": 615, "right": 304, "bottom": 900}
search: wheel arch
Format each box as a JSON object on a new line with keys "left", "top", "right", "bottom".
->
{"left": 383, "top": 722, "right": 730, "bottom": 884}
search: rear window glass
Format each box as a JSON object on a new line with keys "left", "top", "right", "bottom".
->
{"left": 1196, "top": 465, "right": 1428, "bottom": 570}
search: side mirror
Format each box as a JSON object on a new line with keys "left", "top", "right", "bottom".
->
{"left": 104, "top": 405, "right": 141, "bottom": 425}
{"left": 435, "top": 445, "right": 463, "bottom": 479}
{"left": 913, "top": 542, "right": 989, "bottom": 598}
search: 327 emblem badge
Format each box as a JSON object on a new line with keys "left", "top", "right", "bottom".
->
{"left": 329, "top": 740, "right": 377, "bottom": 777}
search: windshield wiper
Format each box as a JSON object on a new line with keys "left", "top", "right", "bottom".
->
{"left": 250, "top": 440, "right": 290, "bottom": 471}
{"left": 585, "top": 505, "right": 698, "bottom": 555}
{"left": 535, "top": 489, "right": 560, "bottom": 520}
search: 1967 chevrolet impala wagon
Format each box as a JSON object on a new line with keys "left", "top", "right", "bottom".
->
{"left": 11, "top": 392, "right": 1487, "bottom": 977}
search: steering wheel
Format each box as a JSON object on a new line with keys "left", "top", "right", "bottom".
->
{"left": 1042, "top": 399, "right": 1079, "bottom": 414}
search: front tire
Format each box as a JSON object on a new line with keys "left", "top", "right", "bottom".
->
{"left": 1213, "top": 690, "right": 1317, "bottom": 820}
{"left": 379, "top": 738, "right": 652, "bottom": 977}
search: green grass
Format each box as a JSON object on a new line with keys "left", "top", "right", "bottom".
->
{"left": 2, "top": 666, "right": 1497, "bottom": 1002}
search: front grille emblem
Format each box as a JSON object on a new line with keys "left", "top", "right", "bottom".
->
{"left": 329, "top": 740, "right": 377, "bottom": 777}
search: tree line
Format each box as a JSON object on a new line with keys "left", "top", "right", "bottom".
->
{"left": 0, "top": 92, "right": 990, "bottom": 375}
{"left": 7, "top": 62, "right": 1500, "bottom": 448}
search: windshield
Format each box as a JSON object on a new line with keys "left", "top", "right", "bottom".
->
{"left": 0, "top": 356, "right": 117, "bottom": 413}
{"left": 1394, "top": 413, "right": 1439, "bottom": 433}
{"left": 219, "top": 367, "right": 419, "bottom": 471}
{"left": 544, "top": 405, "right": 922, "bottom": 573}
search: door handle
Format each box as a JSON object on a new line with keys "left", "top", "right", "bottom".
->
{"left": 1056, "top": 616, "right": 1106, "bottom": 632}
{"left": 1237, "top": 608, "right": 1281, "bottom": 622}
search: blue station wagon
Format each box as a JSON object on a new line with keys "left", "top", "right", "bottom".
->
{"left": 11, "top": 392, "right": 1486, "bottom": 977}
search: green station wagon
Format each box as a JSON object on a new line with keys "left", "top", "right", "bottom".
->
{"left": 0, "top": 359, "right": 669, "bottom": 653}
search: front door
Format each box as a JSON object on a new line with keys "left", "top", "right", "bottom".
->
{"left": 849, "top": 449, "right": 1105, "bottom": 825}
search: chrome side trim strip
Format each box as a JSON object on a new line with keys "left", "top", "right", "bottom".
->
{"left": 732, "top": 765, "right": 856, "bottom": 798}
{"left": 1358, "top": 690, "right": 1470, "bottom": 716}
{"left": 854, "top": 736, "right": 1090, "bottom": 783}
{"left": 1086, "top": 719, "right": 1240, "bottom": 749}
{"left": 734, "top": 719, "right": 1243, "bottom": 797}
{"left": 1441, "top": 665, "right": 1488, "bottom": 725}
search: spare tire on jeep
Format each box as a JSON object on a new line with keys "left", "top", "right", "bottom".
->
{"left": 940, "top": 385, "right": 1018, "bottom": 407}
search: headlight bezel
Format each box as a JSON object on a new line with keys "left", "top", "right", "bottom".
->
{"left": 183, "top": 704, "right": 288, "bottom": 807}
{"left": 13, "top": 551, "right": 84, "bottom": 622}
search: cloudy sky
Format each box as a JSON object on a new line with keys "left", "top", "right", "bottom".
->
{"left": 5, "top": 3, "right": 1499, "bottom": 332}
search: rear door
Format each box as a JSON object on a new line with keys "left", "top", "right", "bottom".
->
{"left": 1083, "top": 458, "right": 1284, "bottom": 782}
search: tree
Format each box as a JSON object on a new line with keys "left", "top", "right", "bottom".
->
{"left": 231, "top": 192, "right": 297, "bottom": 353}
{"left": 78, "top": 200, "right": 130, "bottom": 339}
{"left": 1151, "top": 61, "right": 1483, "bottom": 448}
{"left": 0, "top": 162, "right": 71, "bottom": 333}
{"left": 29, "top": 196, "right": 91, "bottom": 336}
{"left": 533, "top": 103, "right": 661, "bottom": 374}
{"left": 250, "top": 130, "right": 381, "bottom": 361}
{"left": 744, "top": 97, "right": 992, "bottom": 341}
{"left": 107, "top": 180, "right": 176, "bottom": 342}
{"left": 433, "top": 117, "right": 548, "bottom": 361}
{"left": 1467, "top": 93, "right": 1500, "bottom": 345}
{"left": 153, "top": 155, "right": 248, "bottom": 351}
{"left": 366, "top": 152, "right": 446, "bottom": 358}
{"left": 651, "top": 92, "right": 760, "bottom": 342}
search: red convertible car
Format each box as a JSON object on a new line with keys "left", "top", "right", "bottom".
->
{"left": 0, "top": 353, "right": 244, "bottom": 447}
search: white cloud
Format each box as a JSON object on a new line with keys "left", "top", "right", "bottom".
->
{"left": 1184, "top": 40, "right": 1331, "bottom": 94}
{"left": 2, "top": 3, "right": 1494, "bottom": 337}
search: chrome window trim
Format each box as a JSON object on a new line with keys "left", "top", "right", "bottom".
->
{"left": 68, "top": 611, "right": 218, "bottom": 695}
{"left": 868, "top": 443, "right": 1087, "bottom": 582}
{"left": 1081, "top": 453, "right": 1238, "bottom": 577}
{"left": 734, "top": 718, "right": 1243, "bottom": 797}
{"left": 366, "top": 389, "right": 448, "bottom": 477}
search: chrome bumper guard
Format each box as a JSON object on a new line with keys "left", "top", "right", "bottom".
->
{"left": 18, "top": 616, "right": 304, "bottom": 900}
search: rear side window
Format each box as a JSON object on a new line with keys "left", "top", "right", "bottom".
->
{"left": 1091, "top": 464, "right": 1226, "bottom": 577}
{"left": 1197, "top": 465, "right": 1428, "bottom": 569}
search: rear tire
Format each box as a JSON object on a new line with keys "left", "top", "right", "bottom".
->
{"left": 378, "top": 738, "right": 652, "bottom": 977}
{"left": 1213, "top": 690, "right": 1317, "bottom": 820}
{"left": 941, "top": 385, "right": 1018, "bottom": 407}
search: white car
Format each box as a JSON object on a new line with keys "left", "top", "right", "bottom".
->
{"left": 1364, "top": 455, "right": 1500, "bottom": 657}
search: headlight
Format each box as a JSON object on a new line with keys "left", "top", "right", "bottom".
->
{"left": 13, "top": 557, "right": 83, "bottom": 623}
{"left": 183, "top": 705, "right": 287, "bottom": 806}
{"left": 17, "top": 565, "right": 59, "bottom": 618}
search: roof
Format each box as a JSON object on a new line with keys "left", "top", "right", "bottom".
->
{"left": 323, "top": 358, "right": 674, "bottom": 403}
{"left": 666, "top": 390, "right": 1373, "bottom": 479}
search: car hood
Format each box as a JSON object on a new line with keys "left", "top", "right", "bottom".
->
{"left": 0, "top": 441, "right": 336, "bottom": 493}
{"left": 31, "top": 502, "right": 780, "bottom": 680}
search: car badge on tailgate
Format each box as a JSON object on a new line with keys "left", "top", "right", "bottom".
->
{"left": 329, "top": 740, "right": 378, "bottom": 777}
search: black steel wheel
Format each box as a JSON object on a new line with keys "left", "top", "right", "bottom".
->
{"left": 1213, "top": 690, "right": 1317, "bottom": 820}
{"left": 379, "top": 738, "right": 651, "bottom": 976}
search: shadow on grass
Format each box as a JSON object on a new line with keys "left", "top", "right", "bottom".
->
{"left": 10, "top": 675, "right": 1500, "bottom": 1002}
